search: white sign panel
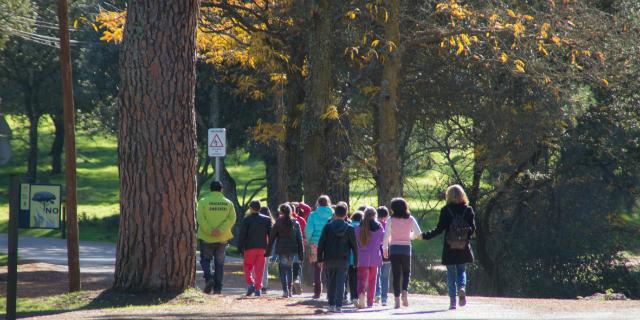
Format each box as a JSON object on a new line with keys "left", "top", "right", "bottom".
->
{"left": 208, "top": 128, "right": 227, "bottom": 157}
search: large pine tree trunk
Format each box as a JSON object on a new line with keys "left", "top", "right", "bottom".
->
{"left": 302, "top": 0, "right": 332, "bottom": 204}
{"left": 50, "top": 113, "right": 64, "bottom": 175}
{"left": 375, "top": 0, "right": 402, "bottom": 206}
{"left": 281, "top": 48, "right": 306, "bottom": 202}
{"left": 114, "top": 0, "right": 200, "bottom": 292}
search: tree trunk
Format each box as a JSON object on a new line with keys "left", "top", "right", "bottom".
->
{"left": 325, "top": 116, "right": 350, "bottom": 204}
{"left": 302, "top": 0, "right": 333, "bottom": 204}
{"left": 50, "top": 113, "right": 64, "bottom": 175}
{"left": 264, "top": 152, "right": 280, "bottom": 212}
{"left": 114, "top": 0, "right": 200, "bottom": 292}
{"left": 374, "top": 0, "right": 402, "bottom": 206}
{"left": 280, "top": 49, "right": 306, "bottom": 202}
{"left": 26, "top": 113, "right": 39, "bottom": 183}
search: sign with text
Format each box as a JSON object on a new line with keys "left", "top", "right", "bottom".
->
{"left": 208, "top": 128, "right": 227, "bottom": 157}
{"left": 19, "top": 184, "right": 62, "bottom": 229}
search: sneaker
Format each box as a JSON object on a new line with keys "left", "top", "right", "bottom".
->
{"left": 357, "top": 293, "right": 366, "bottom": 309}
{"left": 375, "top": 296, "right": 381, "bottom": 303}
{"left": 401, "top": 290, "right": 409, "bottom": 307}
{"left": 282, "top": 291, "right": 289, "bottom": 298}
{"left": 255, "top": 289, "right": 261, "bottom": 297}
{"left": 312, "top": 294, "right": 321, "bottom": 299}
{"left": 458, "top": 288, "right": 467, "bottom": 307}
{"left": 212, "top": 289, "right": 221, "bottom": 294}
{"left": 327, "top": 305, "right": 336, "bottom": 313}
{"left": 334, "top": 307, "right": 342, "bottom": 313}
{"left": 381, "top": 299, "right": 387, "bottom": 306}
{"left": 246, "top": 285, "right": 256, "bottom": 296}
{"left": 203, "top": 280, "right": 214, "bottom": 294}
{"left": 350, "top": 298, "right": 357, "bottom": 306}
{"left": 262, "top": 287, "right": 268, "bottom": 295}
{"left": 394, "top": 296, "right": 401, "bottom": 309}
{"left": 292, "top": 282, "right": 302, "bottom": 295}
{"left": 449, "top": 297, "right": 457, "bottom": 310}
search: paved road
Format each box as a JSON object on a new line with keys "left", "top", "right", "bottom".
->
{"left": 3, "top": 235, "right": 639, "bottom": 320}
{"left": 0, "top": 234, "right": 115, "bottom": 273}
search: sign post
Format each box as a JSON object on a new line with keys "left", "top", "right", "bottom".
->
{"left": 6, "top": 175, "right": 19, "bottom": 320}
{"left": 208, "top": 128, "right": 227, "bottom": 181}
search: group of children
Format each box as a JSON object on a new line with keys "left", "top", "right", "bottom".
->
{"left": 234, "top": 185, "right": 477, "bottom": 313}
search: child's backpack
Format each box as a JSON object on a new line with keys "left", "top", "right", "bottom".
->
{"left": 445, "top": 206, "right": 472, "bottom": 250}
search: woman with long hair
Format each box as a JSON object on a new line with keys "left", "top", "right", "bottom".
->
{"left": 422, "top": 185, "right": 476, "bottom": 310}
{"left": 355, "top": 206, "right": 384, "bottom": 308}
{"left": 383, "top": 198, "right": 422, "bottom": 309}
{"left": 266, "top": 203, "right": 304, "bottom": 297}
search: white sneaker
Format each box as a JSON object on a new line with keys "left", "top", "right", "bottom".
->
{"left": 327, "top": 305, "right": 336, "bottom": 313}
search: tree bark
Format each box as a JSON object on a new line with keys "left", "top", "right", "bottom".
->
{"left": 302, "top": 0, "right": 333, "bottom": 204}
{"left": 50, "top": 113, "right": 64, "bottom": 175}
{"left": 374, "top": 0, "right": 402, "bottom": 206}
{"left": 26, "top": 113, "right": 39, "bottom": 183}
{"left": 280, "top": 48, "right": 306, "bottom": 202}
{"left": 114, "top": 0, "right": 200, "bottom": 292}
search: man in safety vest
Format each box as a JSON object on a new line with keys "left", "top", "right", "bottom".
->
{"left": 197, "top": 180, "right": 236, "bottom": 294}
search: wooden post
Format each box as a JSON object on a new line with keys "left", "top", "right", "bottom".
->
{"left": 56, "top": 0, "right": 80, "bottom": 292}
{"left": 61, "top": 202, "right": 66, "bottom": 239}
{"left": 6, "top": 175, "right": 19, "bottom": 320}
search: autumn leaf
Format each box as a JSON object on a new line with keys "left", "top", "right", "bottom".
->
{"left": 514, "top": 59, "right": 525, "bottom": 73}
{"left": 500, "top": 52, "right": 508, "bottom": 63}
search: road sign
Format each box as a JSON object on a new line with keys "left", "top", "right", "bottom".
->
{"left": 18, "top": 183, "right": 62, "bottom": 229}
{"left": 208, "top": 128, "right": 227, "bottom": 157}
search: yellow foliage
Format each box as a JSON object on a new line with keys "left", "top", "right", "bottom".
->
{"left": 551, "top": 35, "right": 561, "bottom": 45}
{"left": 602, "top": 78, "right": 609, "bottom": 86}
{"left": 514, "top": 59, "right": 525, "bottom": 73}
{"left": 95, "top": 10, "right": 126, "bottom": 43}
{"left": 500, "top": 52, "right": 509, "bottom": 63}
{"left": 320, "top": 105, "right": 339, "bottom": 120}
{"left": 507, "top": 9, "right": 517, "bottom": 18}
{"left": 460, "top": 33, "right": 471, "bottom": 45}
{"left": 538, "top": 41, "right": 549, "bottom": 56}
{"left": 371, "top": 39, "right": 380, "bottom": 47}
{"left": 513, "top": 22, "right": 525, "bottom": 38}
{"left": 346, "top": 10, "right": 357, "bottom": 20}
{"left": 456, "top": 38, "right": 465, "bottom": 55}
{"left": 523, "top": 15, "right": 534, "bottom": 21}
{"left": 252, "top": 119, "right": 285, "bottom": 144}
{"left": 544, "top": 74, "right": 552, "bottom": 84}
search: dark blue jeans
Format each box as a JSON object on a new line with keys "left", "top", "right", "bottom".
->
{"left": 279, "top": 254, "right": 295, "bottom": 294}
{"left": 446, "top": 264, "right": 467, "bottom": 298}
{"left": 199, "top": 240, "right": 227, "bottom": 292}
{"left": 325, "top": 263, "right": 349, "bottom": 308}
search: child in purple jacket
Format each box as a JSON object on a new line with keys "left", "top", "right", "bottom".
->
{"left": 355, "top": 206, "right": 385, "bottom": 308}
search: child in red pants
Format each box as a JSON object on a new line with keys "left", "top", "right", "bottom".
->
{"left": 238, "top": 200, "right": 272, "bottom": 296}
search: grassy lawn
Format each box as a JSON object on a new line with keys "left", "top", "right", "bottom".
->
{"left": 0, "top": 289, "right": 209, "bottom": 318}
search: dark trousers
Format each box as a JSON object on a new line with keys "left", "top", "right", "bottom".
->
{"left": 347, "top": 265, "right": 357, "bottom": 300}
{"left": 199, "top": 240, "right": 227, "bottom": 292}
{"left": 390, "top": 254, "right": 411, "bottom": 297}
{"left": 313, "top": 262, "right": 323, "bottom": 297}
{"left": 279, "top": 254, "right": 295, "bottom": 295}
{"left": 293, "top": 262, "right": 301, "bottom": 283}
{"left": 326, "top": 264, "right": 349, "bottom": 308}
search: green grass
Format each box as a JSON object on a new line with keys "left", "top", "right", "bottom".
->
{"left": 0, "top": 288, "right": 209, "bottom": 317}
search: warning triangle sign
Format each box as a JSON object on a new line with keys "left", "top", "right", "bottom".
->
{"left": 210, "top": 134, "right": 224, "bottom": 148}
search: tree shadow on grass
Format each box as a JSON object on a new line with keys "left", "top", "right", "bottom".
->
{"left": 16, "top": 289, "right": 187, "bottom": 318}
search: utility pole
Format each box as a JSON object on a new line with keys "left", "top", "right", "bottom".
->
{"left": 56, "top": 0, "right": 80, "bottom": 292}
